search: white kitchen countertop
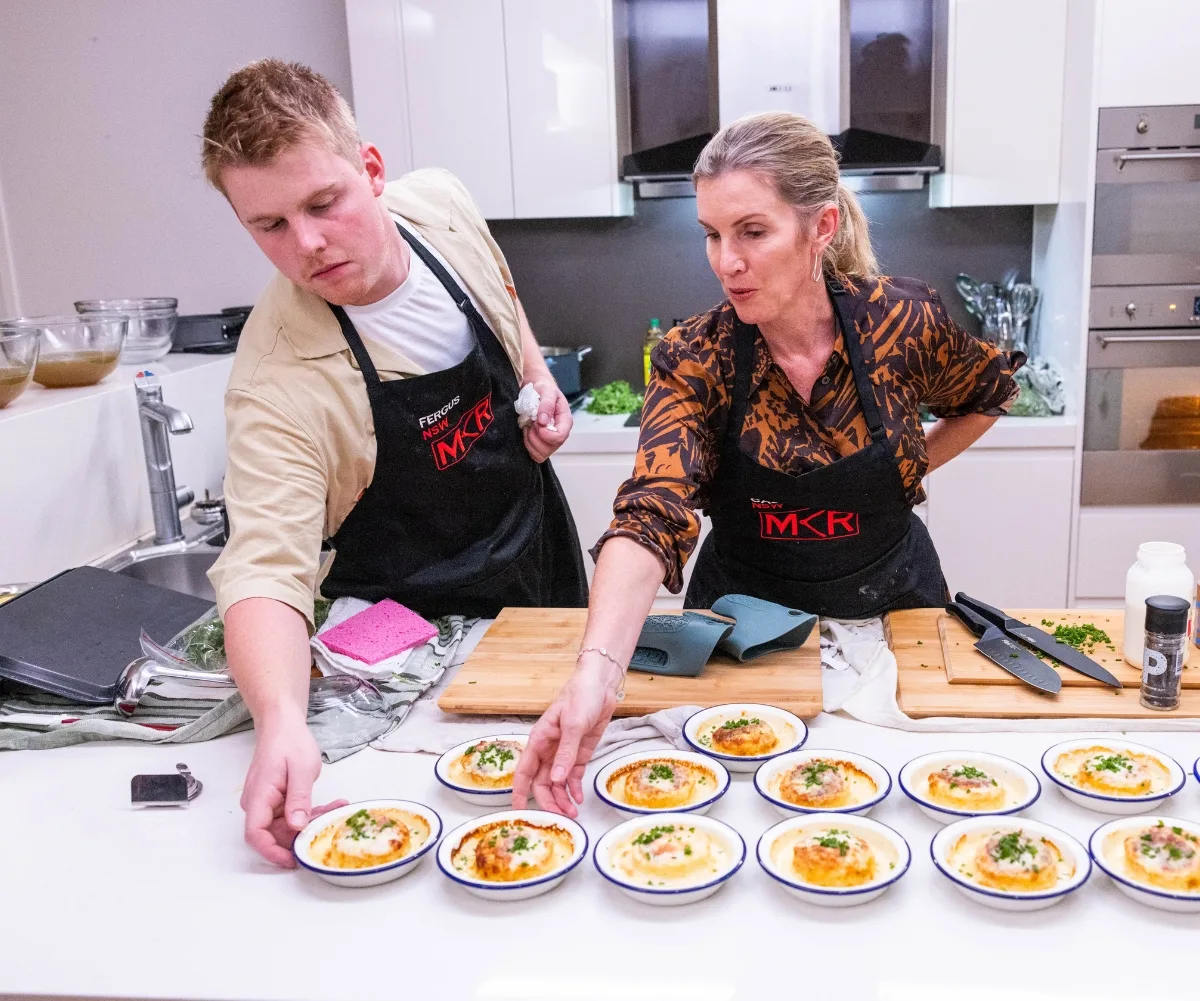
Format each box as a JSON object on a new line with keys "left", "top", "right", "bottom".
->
{"left": 2, "top": 712, "right": 1196, "bottom": 1001}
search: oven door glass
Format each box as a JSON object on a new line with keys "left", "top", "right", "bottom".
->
{"left": 1093, "top": 179, "right": 1200, "bottom": 286}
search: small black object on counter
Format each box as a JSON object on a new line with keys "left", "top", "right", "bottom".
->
{"left": 1140, "top": 595, "right": 1191, "bottom": 711}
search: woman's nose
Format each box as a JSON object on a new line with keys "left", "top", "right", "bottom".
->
{"left": 720, "top": 246, "right": 745, "bottom": 278}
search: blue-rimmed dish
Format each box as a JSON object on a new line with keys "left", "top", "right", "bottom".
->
{"left": 755, "top": 749, "right": 891, "bottom": 818}
{"left": 931, "top": 816, "right": 1091, "bottom": 912}
{"left": 757, "top": 813, "right": 911, "bottom": 907}
{"left": 683, "top": 703, "right": 808, "bottom": 773}
{"left": 1041, "top": 739, "right": 1185, "bottom": 815}
{"left": 899, "top": 750, "right": 1040, "bottom": 825}
{"left": 434, "top": 733, "right": 529, "bottom": 807}
{"left": 593, "top": 813, "right": 746, "bottom": 906}
{"left": 1089, "top": 815, "right": 1200, "bottom": 913}
{"left": 435, "top": 809, "right": 587, "bottom": 901}
{"left": 293, "top": 799, "right": 442, "bottom": 888}
{"left": 594, "top": 749, "right": 730, "bottom": 817}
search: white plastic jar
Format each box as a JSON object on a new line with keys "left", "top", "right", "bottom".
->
{"left": 1124, "top": 542, "right": 1195, "bottom": 668}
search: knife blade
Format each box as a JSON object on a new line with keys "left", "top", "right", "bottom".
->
{"left": 945, "top": 602, "right": 1062, "bottom": 695}
{"left": 955, "top": 593, "right": 1122, "bottom": 689}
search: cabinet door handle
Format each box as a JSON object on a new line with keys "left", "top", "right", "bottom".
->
{"left": 1097, "top": 333, "right": 1200, "bottom": 347}
{"left": 1116, "top": 149, "right": 1200, "bottom": 169}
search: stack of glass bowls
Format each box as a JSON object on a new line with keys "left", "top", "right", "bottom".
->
{"left": 9, "top": 314, "right": 129, "bottom": 388}
{"left": 0, "top": 324, "right": 41, "bottom": 407}
{"left": 74, "top": 297, "right": 178, "bottom": 363}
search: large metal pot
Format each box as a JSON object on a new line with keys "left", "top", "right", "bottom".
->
{"left": 540, "top": 345, "right": 592, "bottom": 396}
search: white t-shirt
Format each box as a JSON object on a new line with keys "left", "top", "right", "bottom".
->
{"left": 342, "top": 216, "right": 477, "bottom": 374}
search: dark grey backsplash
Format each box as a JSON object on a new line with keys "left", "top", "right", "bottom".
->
{"left": 489, "top": 190, "right": 1032, "bottom": 389}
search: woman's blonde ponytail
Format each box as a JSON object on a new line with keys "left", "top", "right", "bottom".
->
{"left": 829, "top": 183, "right": 878, "bottom": 279}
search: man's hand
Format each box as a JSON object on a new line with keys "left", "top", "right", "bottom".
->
{"left": 240, "top": 717, "right": 346, "bottom": 867}
{"left": 523, "top": 374, "right": 572, "bottom": 463}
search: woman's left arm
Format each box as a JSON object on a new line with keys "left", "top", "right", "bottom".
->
{"left": 924, "top": 412, "right": 997, "bottom": 473}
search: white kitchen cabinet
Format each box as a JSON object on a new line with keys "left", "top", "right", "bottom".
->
{"left": 926, "top": 448, "right": 1075, "bottom": 606}
{"left": 1075, "top": 506, "right": 1200, "bottom": 603}
{"left": 1097, "top": 0, "right": 1200, "bottom": 107}
{"left": 344, "top": 0, "right": 415, "bottom": 178}
{"left": 930, "top": 0, "right": 1068, "bottom": 207}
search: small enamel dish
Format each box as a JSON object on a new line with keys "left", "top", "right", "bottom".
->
{"left": 293, "top": 799, "right": 442, "bottom": 888}
{"left": 435, "top": 809, "right": 587, "bottom": 902}
{"left": 434, "top": 733, "right": 528, "bottom": 807}
{"left": 593, "top": 813, "right": 746, "bottom": 906}
{"left": 1089, "top": 816, "right": 1200, "bottom": 913}
{"left": 683, "top": 703, "right": 808, "bottom": 773}
{"left": 1040, "top": 738, "right": 1186, "bottom": 815}
{"left": 930, "top": 816, "right": 1091, "bottom": 912}
{"left": 754, "top": 749, "right": 891, "bottom": 818}
{"left": 593, "top": 749, "right": 731, "bottom": 817}
{"left": 757, "top": 813, "right": 911, "bottom": 907}
{"left": 898, "top": 750, "right": 1041, "bottom": 825}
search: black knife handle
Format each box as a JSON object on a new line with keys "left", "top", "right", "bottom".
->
{"left": 945, "top": 602, "right": 992, "bottom": 638}
{"left": 955, "top": 593, "right": 1010, "bottom": 628}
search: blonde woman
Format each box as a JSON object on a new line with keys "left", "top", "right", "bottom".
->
{"left": 513, "top": 112, "right": 1022, "bottom": 816}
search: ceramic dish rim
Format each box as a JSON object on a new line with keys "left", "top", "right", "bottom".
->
{"left": 682, "top": 703, "right": 809, "bottom": 763}
{"left": 435, "top": 810, "right": 589, "bottom": 891}
{"left": 930, "top": 817, "right": 1092, "bottom": 902}
{"left": 593, "top": 749, "right": 730, "bottom": 815}
{"left": 1040, "top": 739, "right": 1186, "bottom": 804}
{"left": 1088, "top": 815, "right": 1200, "bottom": 903}
{"left": 434, "top": 733, "right": 530, "bottom": 796}
{"left": 754, "top": 748, "right": 893, "bottom": 815}
{"left": 592, "top": 813, "right": 747, "bottom": 896}
{"left": 898, "top": 749, "right": 1042, "bottom": 818}
{"left": 293, "top": 799, "right": 443, "bottom": 877}
{"left": 755, "top": 813, "right": 912, "bottom": 896}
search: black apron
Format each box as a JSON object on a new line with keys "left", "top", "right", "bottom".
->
{"left": 685, "top": 278, "right": 947, "bottom": 619}
{"left": 320, "top": 222, "right": 588, "bottom": 619}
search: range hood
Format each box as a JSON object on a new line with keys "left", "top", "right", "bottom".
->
{"left": 618, "top": 0, "right": 942, "bottom": 197}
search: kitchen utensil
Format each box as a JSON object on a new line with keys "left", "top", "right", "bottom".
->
{"left": 980, "top": 293, "right": 1015, "bottom": 352}
{"left": 955, "top": 593, "right": 1122, "bottom": 688}
{"left": 438, "top": 608, "right": 822, "bottom": 717}
{"left": 1001, "top": 266, "right": 1020, "bottom": 297}
{"left": 710, "top": 593, "right": 818, "bottom": 661}
{"left": 74, "top": 298, "right": 177, "bottom": 364}
{"left": 944, "top": 602, "right": 1062, "bottom": 694}
{"left": 1, "top": 314, "right": 127, "bottom": 388}
{"left": 171, "top": 307, "right": 249, "bottom": 354}
{"left": 1009, "top": 283, "right": 1039, "bottom": 355}
{"left": 540, "top": 345, "right": 591, "bottom": 396}
{"left": 0, "top": 325, "right": 40, "bottom": 408}
{"left": 955, "top": 273, "right": 985, "bottom": 320}
{"left": 628, "top": 611, "right": 733, "bottom": 676}
{"left": 130, "top": 763, "right": 202, "bottom": 807}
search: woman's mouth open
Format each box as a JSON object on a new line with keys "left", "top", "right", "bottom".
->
{"left": 727, "top": 287, "right": 756, "bottom": 303}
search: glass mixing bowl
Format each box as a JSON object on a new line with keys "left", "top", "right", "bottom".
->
{"left": 5, "top": 314, "right": 129, "bottom": 388}
{"left": 0, "top": 325, "right": 41, "bottom": 408}
{"left": 74, "top": 297, "right": 177, "bottom": 364}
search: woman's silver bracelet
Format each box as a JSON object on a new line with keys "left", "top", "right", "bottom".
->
{"left": 577, "top": 645, "right": 628, "bottom": 701}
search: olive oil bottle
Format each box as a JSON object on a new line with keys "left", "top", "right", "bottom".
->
{"left": 642, "top": 317, "right": 663, "bottom": 387}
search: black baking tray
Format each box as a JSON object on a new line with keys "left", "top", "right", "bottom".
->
{"left": 0, "top": 566, "right": 215, "bottom": 703}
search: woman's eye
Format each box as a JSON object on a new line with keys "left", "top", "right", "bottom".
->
{"left": 704, "top": 232, "right": 719, "bottom": 241}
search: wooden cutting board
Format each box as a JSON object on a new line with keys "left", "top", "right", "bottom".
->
{"left": 438, "top": 607, "right": 823, "bottom": 718}
{"left": 888, "top": 608, "right": 1200, "bottom": 719}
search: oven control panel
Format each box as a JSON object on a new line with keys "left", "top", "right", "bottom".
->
{"left": 1090, "top": 285, "right": 1200, "bottom": 328}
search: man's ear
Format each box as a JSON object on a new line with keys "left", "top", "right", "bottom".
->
{"left": 360, "top": 142, "right": 387, "bottom": 195}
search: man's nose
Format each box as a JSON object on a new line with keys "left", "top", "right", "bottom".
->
{"left": 292, "top": 218, "right": 327, "bottom": 256}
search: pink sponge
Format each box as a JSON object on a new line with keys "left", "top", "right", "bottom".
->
{"left": 319, "top": 599, "right": 438, "bottom": 665}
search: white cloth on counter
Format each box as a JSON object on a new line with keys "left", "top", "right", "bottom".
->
{"left": 311, "top": 597, "right": 415, "bottom": 680}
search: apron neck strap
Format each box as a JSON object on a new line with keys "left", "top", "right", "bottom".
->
{"left": 828, "top": 278, "right": 887, "bottom": 446}
{"left": 726, "top": 316, "right": 757, "bottom": 449}
{"left": 393, "top": 220, "right": 478, "bottom": 320}
{"left": 329, "top": 302, "right": 385, "bottom": 396}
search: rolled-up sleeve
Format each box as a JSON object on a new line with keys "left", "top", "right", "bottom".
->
{"left": 207, "top": 389, "right": 328, "bottom": 628}
{"left": 920, "top": 292, "right": 1021, "bottom": 418}
{"left": 590, "top": 330, "right": 720, "bottom": 593}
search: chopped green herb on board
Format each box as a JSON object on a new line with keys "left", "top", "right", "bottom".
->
{"left": 585, "top": 380, "right": 644, "bottom": 415}
{"left": 1052, "top": 622, "right": 1112, "bottom": 652}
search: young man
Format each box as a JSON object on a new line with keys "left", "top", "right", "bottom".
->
{"left": 202, "top": 60, "right": 587, "bottom": 867}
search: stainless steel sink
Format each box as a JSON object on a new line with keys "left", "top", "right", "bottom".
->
{"left": 115, "top": 550, "right": 220, "bottom": 602}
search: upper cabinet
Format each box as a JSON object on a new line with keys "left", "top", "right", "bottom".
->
{"left": 1097, "top": 0, "right": 1200, "bottom": 107}
{"left": 930, "top": 0, "right": 1068, "bottom": 207}
{"left": 344, "top": 0, "right": 632, "bottom": 219}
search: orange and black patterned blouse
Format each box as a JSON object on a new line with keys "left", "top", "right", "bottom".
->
{"left": 594, "top": 275, "right": 1021, "bottom": 593}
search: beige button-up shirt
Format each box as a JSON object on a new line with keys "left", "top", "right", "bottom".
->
{"left": 207, "top": 169, "right": 524, "bottom": 626}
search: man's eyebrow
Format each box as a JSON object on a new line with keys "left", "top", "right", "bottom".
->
{"left": 244, "top": 183, "right": 338, "bottom": 225}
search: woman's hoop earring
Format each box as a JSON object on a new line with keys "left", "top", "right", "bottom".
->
{"left": 811, "top": 252, "right": 823, "bottom": 282}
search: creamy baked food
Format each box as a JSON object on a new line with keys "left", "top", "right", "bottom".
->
{"left": 605, "top": 757, "right": 718, "bottom": 810}
{"left": 696, "top": 711, "right": 794, "bottom": 757}
{"left": 447, "top": 739, "right": 524, "bottom": 789}
{"left": 449, "top": 819, "right": 574, "bottom": 883}
{"left": 768, "top": 823, "right": 899, "bottom": 888}
{"left": 310, "top": 807, "right": 432, "bottom": 870}
{"left": 1100, "top": 820, "right": 1200, "bottom": 893}
{"left": 770, "top": 757, "right": 878, "bottom": 810}
{"left": 609, "top": 822, "right": 732, "bottom": 889}
{"left": 947, "top": 827, "right": 1074, "bottom": 892}
{"left": 1053, "top": 745, "right": 1172, "bottom": 797}
{"left": 926, "top": 763, "right": 1008, "bottom": 811}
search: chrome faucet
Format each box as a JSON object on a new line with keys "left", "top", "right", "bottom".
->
{"left": 135, "top": 371, "right": 194, "bottom": 545}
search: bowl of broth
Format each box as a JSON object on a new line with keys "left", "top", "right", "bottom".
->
{"left": 11, "top": 314, "right": 128, "bottom": 388}
{"left": 0, "top": 325, "right": 41, "bottom": 408}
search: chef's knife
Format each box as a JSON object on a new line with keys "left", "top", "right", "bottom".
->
{"left": 945, "top": 602, "right": 1062, "bottom": 695}
{"left": 955, "top": 593, "right": 1122, "bottom": 689}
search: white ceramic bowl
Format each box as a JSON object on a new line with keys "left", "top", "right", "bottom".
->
{"left": 435, "top": 809, "right": 588, "bottom": 902}
{"left": 593, "top": 813, "right": 746, "bottom": 906}
{"left": 898, "top": 750, "right": 1041, "bottom": 825}
{"left": 683, "top": 703, "right": 808, "bottom": 773}
{"left": 1041, "top": 738, "right": 1186, "bottom": 815}
{"left": 293, "top": 799, "right": 442, "bottom": 888}
{"left": 757, "top": 813, "right": 911, "bottom": 907}
{"left": 434, "top": 733, "right": 528, "bottom": 807}
{"left": 930, "top": 816, "right": 1091, "bottom": 912}
{"left": 1089, "top": 815, "right": 1200, "bottom": 913}
{"left": 593, "top": 749, "right": 730, "bottom": 817}
{"left": 754, "top": 749, "right": 891, "bottom": 818}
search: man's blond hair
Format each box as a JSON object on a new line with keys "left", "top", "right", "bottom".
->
{"left": 201, "top": 59, "right": 360, "bottom": 194}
